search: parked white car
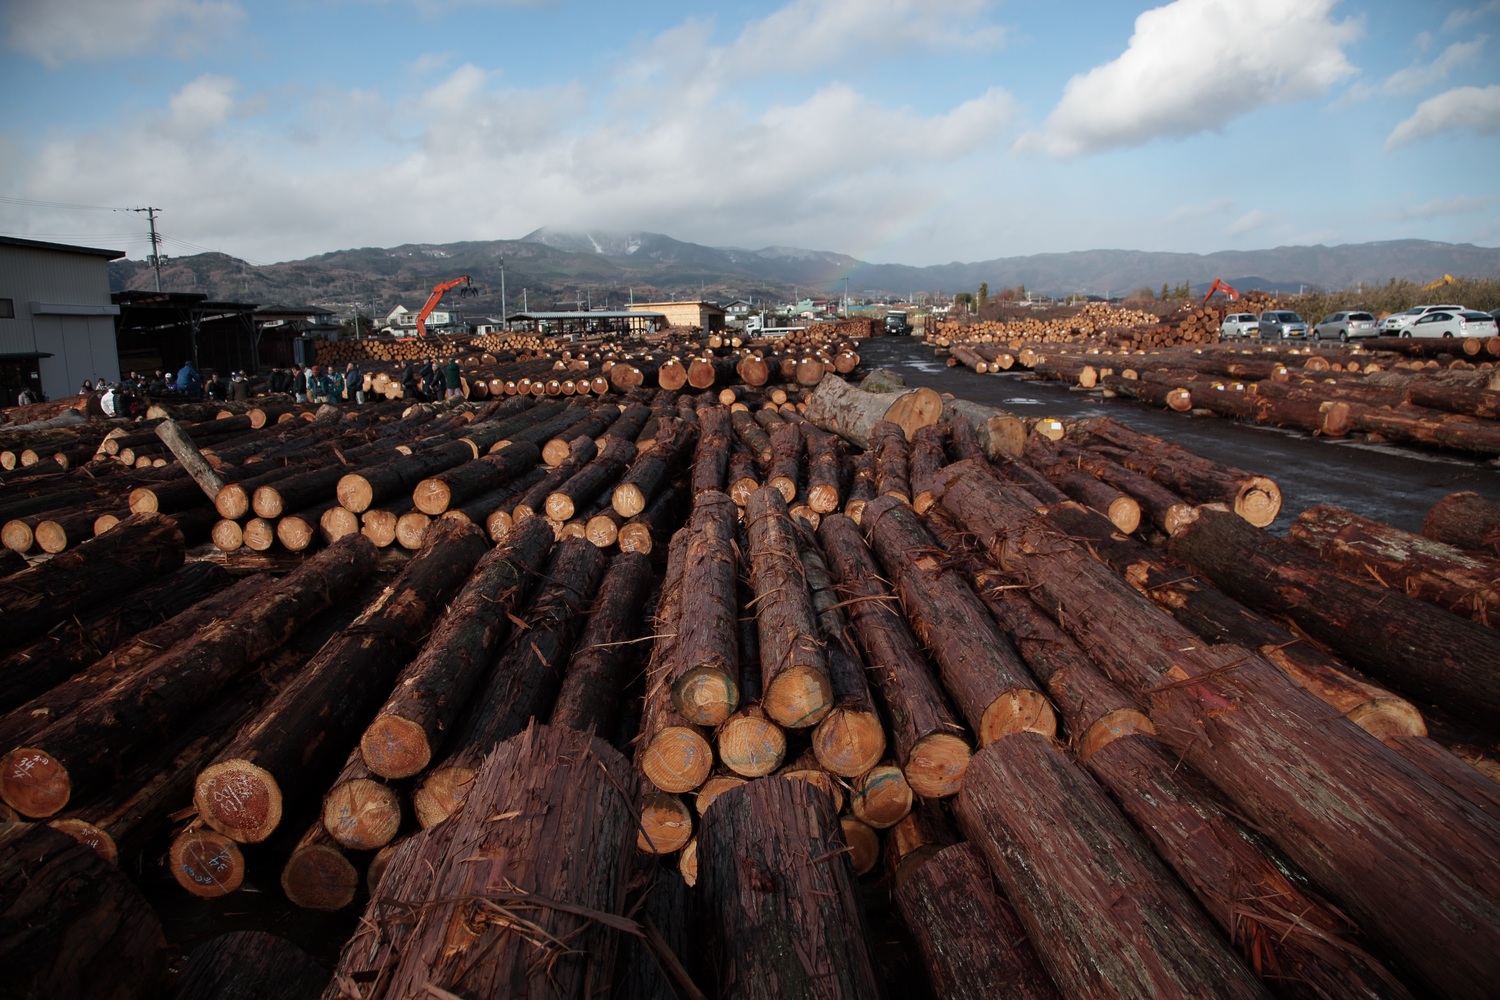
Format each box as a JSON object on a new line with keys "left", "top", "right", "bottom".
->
{"left": 1405, "top": 310, "right": 1500, "bottom": 338}
{"left": 1378, "top": 304, "right": 1467, "bottom": 334}
{"left": 1219, "top": 312, "right": 1260, "bottom": 339}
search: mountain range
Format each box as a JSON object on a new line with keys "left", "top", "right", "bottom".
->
{"left": 108, "top": 228, "right": 1500, "bottom": 317}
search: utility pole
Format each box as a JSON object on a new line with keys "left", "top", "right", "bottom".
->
{"left": 132, "top": 206, "right": 165, "bottom": 292}
{"left": 499, "top": 258, "right": 507, "bottom": 330}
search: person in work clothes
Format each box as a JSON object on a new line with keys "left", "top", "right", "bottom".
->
{"left": 443, "top": 357, "right": 463, "bottom": 399}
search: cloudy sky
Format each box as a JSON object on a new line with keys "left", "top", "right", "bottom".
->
{"left": 2, "top": 0, "right": 1497, "bottom": 267}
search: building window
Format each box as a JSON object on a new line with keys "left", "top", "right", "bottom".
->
{"left": 0, "top": 298, "right": 13, "bottom": 318}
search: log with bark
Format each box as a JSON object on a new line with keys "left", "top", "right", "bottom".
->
{"left": 551, "top": 550, "right": 657, "bottom": 736}
{"left": 1168, "top": 504, "right": 1500, "bottom": 727}
{"left": 412, "top": 537, "right": 607, "bottom": 826}
{"left": 174, "top": 930, "right": 328, "bottom": 1000}
{"left": 818, "top": 513, "right": 971, "bottom": 798}
{"left": 193, "top": 518, "right": 490, "bottom": 843}
{"left": 638, "top": 532, "right": 716, "bottom": 795}
{"left": 1423, "top": 490, "right": 1500, "bottom": 556}
{"left": 934, "top": 458, "right": 1500, "bottom": 998}
{"left": 0, "top": 511, "right": 185, "bottom": 648}
{"left": 0, "top": 822, "right": 166, "bottom": 1000}
{"left": 359, "top": 516, "right": 554, "bottom": 780}
{"left": 871, "top": 419, "right": 912, "bottom": 503}
{"left": 1070, "top": 415, "right": 1282, "bottom": 527}
{"left": 939, "top": 397, "right": 1027, "bottom": 458}
{"left": 614, "top": 416, "right": 697, "bottom": 517}
{"left": 279, "top": 816, "right": 361, "bottom": 911}
{"left": 338, "top": 724, "right": 638, "bottom": 999}
{"left": 745, "top": 487, "right": 833, "bottom": 729}
{"left": 667, "top": 491, "right": 743, "bottom": 726}
{"left": 1289, "top": 502, "right": 1500, "bottom": 626}
{"left": 0, "top": 560, "right": 231, "bottom": 714}
{"left": 698, "top": 777, "right": 880, "bottom": 1000}
{"left": 893, "top": 841, "right": 1060, "bottom": 1000}
{"left": 955, "top": 735, "right": 1269, "bottom": 999}
{"left": 861, "top": 495, "right": 1055, "bottom": 745}
{"left": 690, "top": 403, "right": 733, "bottom": 496}
{"left": 0, "top": 534, "right": 380, "bottom": 819}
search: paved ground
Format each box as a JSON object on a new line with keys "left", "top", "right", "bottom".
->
{"left": 855, "top": 335, "right": 1500, "bottom": 536}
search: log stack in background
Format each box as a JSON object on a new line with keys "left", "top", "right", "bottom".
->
{"left": 1, "top": 357, "right": 1499, "bottom": 999}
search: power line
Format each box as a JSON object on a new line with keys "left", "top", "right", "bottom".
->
{"left": 0, "top": 194, "right": 130, "bottom": 212}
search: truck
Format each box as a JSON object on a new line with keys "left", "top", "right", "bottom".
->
{"left": 884, "top": 310, "right": 911, "bottom": 335}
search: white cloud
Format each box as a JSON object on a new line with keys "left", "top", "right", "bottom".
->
{"left": 1226, "top": 209, "right": 1274, "bottom": 236}
{"left": 1383, "top": 37, "right": 1487, "bottom": 95}
{"left": 1391, "top": 195, "right": 1498, "bottom": 220}
{"left": 1016, "top": 0, "right": 1360, "bottom": 158}
{"left": 734, "top": 0, "right": 1006, "bottom": 67}
{"left": 1443, "top": 1, "right": 1500, "bottom": 33}
{"left": 3, "top": 0, "right": 243, "bottom": 68}
{"left": 167, "top": 75, "right": 237, "bottom": 131}
{"left": 1386, "top": 84, "right": 1500, "bottom": 149}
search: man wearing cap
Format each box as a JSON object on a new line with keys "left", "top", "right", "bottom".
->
{"left": 229, "top": 371, "right": 250, "bottom": 402}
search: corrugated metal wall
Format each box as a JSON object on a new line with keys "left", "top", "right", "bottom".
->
{"left": 0, "top": 243, "right": 121, "bottom": 400}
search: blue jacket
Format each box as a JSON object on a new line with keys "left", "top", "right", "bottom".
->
{"left": 175, "top": 363, "right": 202, "bottom": 397}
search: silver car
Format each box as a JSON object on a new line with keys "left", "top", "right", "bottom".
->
{"left": 1258, "top": 310, "right": 1309, "bottom": 339}
{"left": 1219, "top": 312, "right": 1260, "bottom": 339}
{"left": 1312, "top": 311, "right": 1378, "bottom": 342}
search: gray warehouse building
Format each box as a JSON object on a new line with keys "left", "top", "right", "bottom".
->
{"left": 0, "top": 235, "right": 124, "bottom": 404}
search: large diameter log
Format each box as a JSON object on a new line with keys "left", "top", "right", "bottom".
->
{"left": 0, "top": 823, "right": 166, "bottom": 1000}
{"left": 894, "top": 842, "right": 1060, "bottom": 1000}
{"left": 668, "top": 491, "right": 743, "bottom": 726}
{"left": 804, "top": 374, "right": 942, "bottom": 450}
{"left": 0, "top": 534, "right": 380, "bottom": 818}
{"left": 639, "top": 531, "right": 716, "bottom": 795}
{"left": 371, "top": 725, "right": 637, "bottom": 999}
{"left": 551, "top": 550, "right": 657, "bottom": 735}
{"left": 359, "top": 516, "right": 554, "bottom": 779}
{"left": 861, "top": 495, "right": 1055, "bottom": 745}
{"left": 818, "top": 514, "right": 970, "bottom": 797}
{"left": 0, "top": 512, "right": 185, "bottom": 648}
{"left": 1168, "top": 504, "right": 1500, "bottom": 727}
{"left": 193, "top": 518, "right": 490, "bottom": 843}
{"left": 0, "top": 560, "right": 231, "bottom": 714}
{"left": 690, "top": 403, "right": 733, "bottom": 496}
{"left": 955, "top": 735, "right": 1269, "bottom": 999}
{"left": 698, "top": 777, "right": 880, "bottom": 1000}
{"left": 1423, "top": 490, "right": 1500, "bottom": 556}
{"left": 1289, "top": 502, "right": 1500, "bottom": 626}
{"left": 940, "top": 397, "right": 1027, "bottom": 458}
{"left": 335, "top": 439, "right": 474, "bottom": 513}
{"left": 745, "top": 487, "right": 832, "bottom": 728}
{"left": 1085, "top": 733, "right": 1414, "bottom": 1000}
{"left": 935, "top": 459, "right": 1500, "bottom": 998}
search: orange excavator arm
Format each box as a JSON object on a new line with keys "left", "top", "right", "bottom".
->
{"left": 416, "top": 275, "right": 472, "bottom": 338}
{"left": 1202, "top": 278, "right": 1240, "bottom": 304}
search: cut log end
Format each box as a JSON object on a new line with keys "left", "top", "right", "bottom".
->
{"left": 323, "top": 779, "right": 403, "bottom": 850}
{"left": 170, "top": 828, "right": 246, "bottom": 897}
{"left": 637, "top": 791, "right": 694, "bottom": 855}
{"left": 1235, "top": 478, "right": 1282, "bottom": 528}
{"left": 812, "top": 708, "right": 887, "bottom": 778}
{"left": 694, "top": 775, "right": 748, "bottom": 816}
{"left": 978, "top": 689, "right": 1057, "bottom": 747}
{"left": 194, "top": 760, "right": 283, "bottom": 844}
{"left": 670, "top": 669, "right": 741, "bottom": 727}
{"left": 360, "top": 715, "right": 434, "bottom": 780}
{"left": 902, "top": 733, "right": 972, "bottom": 799}
{"left": 1347, "top": 698, "right": 1429, "bottom": 742}
{"left": 412, "top": 765, "right": 474, "bottom": 829}
{"left": 613, "top": 483, "right": 647, "bottom": 518}
{"left": 839, "top": 815, "right": 880, "bottom": 876}
{"left": 47, "top": 818, "right": 119, "bottom": 865}
{"left": 281, "top": 843, "right": 358, "bottom": 911}
{"left": 1078, "top": 709, "right": 1156, "bottom": 760}
{"left": 0, "top": 746, "right": 72, "bottom": 818}
{"left": 717, "top": 712, "right": 788, "bottom": 778}
{"left": 850, "top": 765, "right": 914, "bottom": 830}
{"left": 642, "top": 726, "right": 715, "bottom": 794}
{"left": 764, "top": 665, "right": 835, "bottom": 729}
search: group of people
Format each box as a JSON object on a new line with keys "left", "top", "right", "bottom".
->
{"left": 401, "top": 357, "right": 464, "bottom": 402}
{"left": 266, "top": 362, "right": 366, "bottom": 404}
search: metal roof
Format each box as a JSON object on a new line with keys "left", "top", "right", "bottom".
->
{"left": 0, "top": 235, "right": 125, "bottom": 259}
{"left": 507, "top": 310, "right": 665, "bottom": 320}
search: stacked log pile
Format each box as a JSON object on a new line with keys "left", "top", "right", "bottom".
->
{"left": 1, "top": 371, "right": 1499, "bottom": 998}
